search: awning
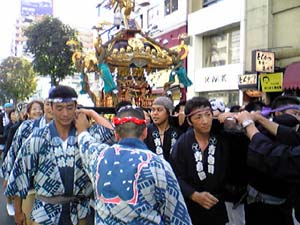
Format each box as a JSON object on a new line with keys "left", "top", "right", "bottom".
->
{"left": 283, "top": 62, "right": 300, "bottom": 90}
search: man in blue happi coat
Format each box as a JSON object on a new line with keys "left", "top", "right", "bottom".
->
{"left": 5, "top": 85, "right": 114, "bottom": 225}
{"left": 75, "top": 105, "right": 192, "bottom": 224}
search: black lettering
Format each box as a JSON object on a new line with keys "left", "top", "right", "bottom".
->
{"left": 212, "top": 76, "right": 218, "bottom": 83}
{"left": 222, "top": 74, "right": 227, "bottom": 82}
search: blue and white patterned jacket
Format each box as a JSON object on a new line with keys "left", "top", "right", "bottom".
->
{"left": 78, "top": 132, "right": 192, "bottom": 225}
{"left": 5, "top": 121, "right": 114, "bottom": 225}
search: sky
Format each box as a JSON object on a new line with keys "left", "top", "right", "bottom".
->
{"left": 0, "top": 0, "right": 101, "bottom": 60}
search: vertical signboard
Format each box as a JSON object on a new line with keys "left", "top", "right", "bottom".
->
{"left": 252, "top": 50, "right": 275, "bottom": 73}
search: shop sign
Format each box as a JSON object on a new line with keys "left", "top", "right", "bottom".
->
{"left": 260, "top": 72, "right": 283, "bottom": 92}
{"left": 195, "top": 64, "right": 240, "bottom": 92}
{"left": 252, "top": 50, "right": 275, "bottom": 73}
{"left": 238, "top": 73, "right": 257, "bottom": 88}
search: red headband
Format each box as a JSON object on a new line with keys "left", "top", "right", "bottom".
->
{"left": 113, "top": 117, "right": 146, "bottom": 126}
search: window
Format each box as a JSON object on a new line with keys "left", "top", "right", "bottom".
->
{"left": 200, "top": 90, "right": 239, "bottom": 107}
{"left": 164, "top": 0, "right": 178, "bottom": 15}
{"left": 203, "top": 0, "right": 223, "bottom": 8}
{"left": 147, "top": 6, "right": 159, "bottom": 28}
{"left": 204, "top": 28, "right": 240, "bottom": 67}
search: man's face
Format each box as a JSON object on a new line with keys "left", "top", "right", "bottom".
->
{"left": 189, "top": 107, "right": 213, "bottom": 135}
{"left": 44, "top": 99, "right": 54, "bottom": 121}
{"left": 150, "top": 105, "right": 169, "bottom": 126}
{"left": 52, "top": 101, "right": 77, "bottom": 127}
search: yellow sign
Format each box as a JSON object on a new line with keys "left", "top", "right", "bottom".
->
{"left": 260, "top": 73, "right": 283, "bottom": 92}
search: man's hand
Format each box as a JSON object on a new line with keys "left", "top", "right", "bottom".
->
{"left": 218, "top": 112, "right": 235, "bottom": 123}
{"left": 191, "top": 191, "right": 219, "bottom": 209}
{"left": 75, "top": 110, "right": 91, "bottom": 134}
{"left": 234, "top": 111, "right": 254, "bottom": 124}
{"left": 235, "top": 111, "right": 259, "bottom": 139}
{"left": 14, "top": 209, "right": 26, "bottom": 225}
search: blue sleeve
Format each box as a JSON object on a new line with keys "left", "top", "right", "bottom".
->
{"left": 2, "top": 121, "right": 32, "bottom": 180}
{"left": 5, "top": 133, "right": 41, "bottom": 197}
{"left": 78, "top": 131, "right": 109, "bottom": 185}
{"left": 88, "top": 123, "right": 115, "bottom": 145}
{"left": 155, "top": 158, "right": 192, "bottom": 224}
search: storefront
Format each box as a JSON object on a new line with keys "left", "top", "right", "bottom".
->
{"left": 194, "top": 64, "right": 240, "bottom": 107}
{"left": 238, "top": 73, "right": 262, "bottom": 104}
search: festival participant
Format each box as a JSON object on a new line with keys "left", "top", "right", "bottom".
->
{"left": 1, "top": 100, "right": 44, "bottom": 221}
{"left": 0, "top": 103, "right": 14, "bottom": 156}
{"left": 144, "top": 96, "right": 181, "bottom": 161}
{"left": 75, "top": 105, "right": 192, "bottom": 224}
{"left": 5, "top": 85, "right": 114, "bottom": 225}
{"left": 170, "top": 96, "right": 230, "bottom": 225}
{"left": 235, "top": 96, "right": 300, "bottom": 224}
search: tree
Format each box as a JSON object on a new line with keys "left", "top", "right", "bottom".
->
{"left": 0, "top": 57, "right": 37, "bottom": 104}
{"left": 24, "top": 16, "right": 77, "bottom": 86}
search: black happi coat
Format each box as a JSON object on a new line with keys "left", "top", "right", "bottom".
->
{"left": 244, "top": 116, "right": 299, "bottom": 225}
{"left": 144, "top": 123, "right": 181, "bottom": 162}
{"left": 170, "top": 128, "right": 230, "bottom": 225}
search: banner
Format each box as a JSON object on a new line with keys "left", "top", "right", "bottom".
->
{"left": 260, "top": 73, "right": 283, "bottom": 92}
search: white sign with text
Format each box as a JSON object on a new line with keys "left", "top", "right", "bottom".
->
{"left": 194, "top": 64, "right": 241, "bottom": 92}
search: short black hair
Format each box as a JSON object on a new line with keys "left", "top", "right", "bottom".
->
{"left": 271, "top": 95, "right": 300, "bottom": 109}
{"left": 230, "top": 105, "right": 241, "bottom": 112}
{"left": 115, "top": 101, "right": 131, "bottom": 114}
{"left": 244, "top": 101, "right": 266, "bottom": 112}
{"left": 115, "top": 106, "right": 146, "bottom": 138}
{"left": 48, "top": 85, "right": 78, "bottom": 99}
{"left": 185, "top": 96, "right": 211, "bottom": 118}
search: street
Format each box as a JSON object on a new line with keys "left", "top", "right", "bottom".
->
{"left": 0, "top": 175, "right": 15, "bottom": 225}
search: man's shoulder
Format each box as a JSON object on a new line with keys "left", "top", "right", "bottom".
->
{"left": 29, "top": 124, "right": 50, "bottom": 139}
{"left": 177, "top": 128, "right": 193, "bottom": 141}
{"left": 18, "top": 119, "right": 34, "bottom": 130}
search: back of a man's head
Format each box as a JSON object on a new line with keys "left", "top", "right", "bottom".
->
{"left": 244, "top": 101, "right": 266, "bottom": 112}
{"left": 115, "top": 101, "right": 132, "bottom": 114}
{"left": 114, "top": 106, "right": 146, "bottom": 139}
{"left": 271, "top": 95, "right": 300, "bottom": 109}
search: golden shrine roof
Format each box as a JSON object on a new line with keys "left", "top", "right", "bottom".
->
{"left": 102, "top": 29, "right": 179, "bottom": 70}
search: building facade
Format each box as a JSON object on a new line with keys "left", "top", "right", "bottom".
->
{"left": 187, "top": 0, "right": 243, "bottom": 106}
{"left": 13, "top": 0, "right": 54, "bottom": 57}
{"left": 186, "top": 0, "right": 300, "bottom": 106}
{"left": 244, "top": 0, "right": 300, "bottom": 102}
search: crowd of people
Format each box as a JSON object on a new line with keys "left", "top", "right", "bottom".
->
{"left": 0, "top": 84, "right": 299, "bottom": 225}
